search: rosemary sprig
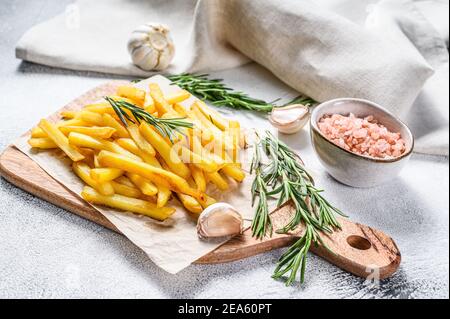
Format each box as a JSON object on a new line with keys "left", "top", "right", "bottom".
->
{"left": 251, "top": 131, "right": 347, "bottom": 285}
{"left": 250, "top": 139, "right": 272, "bottom": 240}
{"left": 168, "top": 73, "right": 316, "bottom": 113}
{"left": 104, "top": 97, "right": 193, "bottom": 143}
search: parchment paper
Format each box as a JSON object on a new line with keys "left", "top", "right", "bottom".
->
{"left": 14, "top": 75, "right": 255, "bottom": 274}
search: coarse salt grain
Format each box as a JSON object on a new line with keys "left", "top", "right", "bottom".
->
{"left": 318, "top": 113, "right": 406, "bottom": 159}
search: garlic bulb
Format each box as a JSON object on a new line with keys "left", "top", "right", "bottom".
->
{"left": 197, "top": 203, "right": 243, "bottom": 240}
{"left": 127, "top": 23, "right": 175, "bottom": 71}
{"left": 268, "top": 104, "right": 310, "bottom": 134}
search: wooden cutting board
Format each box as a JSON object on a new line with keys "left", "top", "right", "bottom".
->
{"left": 0, "top": 81, "right": 401, "bottom": 280}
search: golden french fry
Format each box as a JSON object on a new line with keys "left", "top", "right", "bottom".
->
{"left": 149, "top": 83, "right": 175, "bottom": 115}
{"left": 59, "top": 126, "right": 116, "bottom": 139}
{"left": 115, "top": 138, "right": 173, "bottom": 207}
{"left": 144, "top": 93, "right": 156, "bottom": 113}
{"left": 176, "top": 193, "right": 202, "bottom": 214}
{"left": 117, "top": 86, "right": 146, "bottom": 105}
{"left": 165, "top": 90, "right": 191, "bottom": 105}
{"left": 31, "top": 118, "right": 90, "bottom": 138}
{"left": 221, "top": 165, "right": 245, "bottom": 182}
{"left": 172, "top": 103, "right": 188, "bottom": 117}
{"left": 67, "top": 132, "right": 140, "bottom": 160}
{"left": 227, "top": 120, "right": 242, "bottom": 161}
{"left": 201, "top": 194, "right": 217, "bottom": 209}
{"left": 127, "top": 124, "right": 156, "bottom": 157}
{"left": 30, "top": 127, "right": 48, "bottom": 138}
{"left": 194, "top": 100, "right": 229, "bottom": 131}
{"left": 110, "top": 181, "right": 142, "bottom": 198}
{"left": 139, "top": 122, "right": 191, "bottom": 179}
{"left": 38, "top": 119, "right": 85, "bottom": 161}
{"left": 90, "top": 168, "right": 123, "bottom": 182}
{"left": 127, "top": 173, "right": 158, "bottom": 196}
{"left": 93, "top": 153, "right": 101, "bottom": 168}
{"left": 102, "top": 113, "right": 129, "bottom": 138}
{"left": 115, "top": 176, "right": 135, "bottom": 188}
{"left": 79, "top": 110, "right": 104, "bottom": 126}
{"left": 81, "top": 186, "right": 174, "bottom": 220}
{"left": 189, "top": 164, "right": 206, "bottom": 192}
{"left": 178, "top": 146, "right": 219, "bottom": 173}
{"left": 97, "top": 150, "right": 205, "bottom": 202}
{"left": 84, "top": 103, "right": 116, "bottom": 115}
{"left": 185, "top": 111, "right": 214, "bottom": 144}
{"left": 60, "top": 110, "right": 78, "bottom": 119}
{"left": 156, "top": 186, "right": 171, "bottom": 208}
{"left": 206, "top": 171, "right": 229, "bottom": 191}
{"left": 72, "top": 162, "right": 114, "bottom": 196}
{"left": 28, "top": 137, "right": 58, "bottom": 149}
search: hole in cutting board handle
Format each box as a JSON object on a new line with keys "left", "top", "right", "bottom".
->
{"left": 346, "top": 235, "right": 372, "bottom": 250}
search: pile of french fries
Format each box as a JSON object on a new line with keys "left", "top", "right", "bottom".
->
{"left": 28, "top": 82, "right": 246, "bottom": 221}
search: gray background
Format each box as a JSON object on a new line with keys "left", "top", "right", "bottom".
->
{"left": 0, "top": 0, "right": 448, "bottom": 298}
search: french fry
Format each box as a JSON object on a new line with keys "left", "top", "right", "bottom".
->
{"left": 144, "top": 93, "right": 156, "bottom": 113}
{"left": 60, "top": 110, "right": 78, "bottom": 119}
{"left": 221, "top": 165, "right": 245, "bottom": 182}
{"left": 117, "top": 86, "right": 146, "bottom": 105}
{"left": 176, "top": 193, "right": 203, "bottom": 214}
{"left": 110, "top": 181, "right": 142, "bottom": 198}
{"left": 93, "top": 153, "right": 101, "bottom": 168}
{"left": 102, "top": 113, "right": 129, "bottom": 138}
{"left": 149, "top": 83, "right": 175, "bottom": 115}
{"left": 30, "top": 127, "right": 48, "bottom": 138}
{"left": 38, "top": 119, "right": 85, "bottom": 161}
{"left": 189, "top": 164, "right": 206, "bottom": 192}
{"left": 178, "top": 146, "right": 219, "bottom": 173}
{"left": 72, "top": 162, "right": 114, "bottom": 196}
{"left": 79, "top": 110, "right": 104, "bottom": 126}
{"left": 201, "top": 194, "right": 217, "bottom": 209}
{"left": 115, "top": 176, "right": 135, "bottom": 188}
{"left": 81, "top": 186, "right": 174, "bottom": 221}
{"left": 90, "top": 168, "right": 123, "bottom": 182}
{"left": 191, "top": 103, "right": 234, "bottom": 147}
{"left": 127, "top": 124, "right": 156, "bottom": 157}
{"left": 28, "top": 137, "right": 57, "bottom": 149}
{"left": 31, "top": 118, "right": 89, "bottom": 138}
{"left": 165, "top": 90, "right": 191, "bottom": 105}
{"left": 116, "top": 138, "right": 173, "bottom": 207}
{"left": 185, "top": 111, "right": 214, "bottom": 145}
{"left": 59, "top": 126, "right": 116, "bottom": 139}
{"left": 172, "top": 103, "right": 188, "bottom": 117}
{"left": 228, "top": 119, "right": 242, "bottom": 160}
{"left": 194, "top": 100, "right": 229, "bottom": 131}
{"left": 84, "top": 103, "right": 116, "bottom": 115}
{"left": 97, "top": 150, "right": 205, "bottom": 202}
{"left": 68, "top": 132, "right": 140, "bottom": 160}
{"left": 206, "top": 171, "right": 229, "bottom": 191}
{"left": 155, "top": 185, "right": 171, "bottom": 208}
{"left": 139, "top": 122, "right": 191, "bottom": 179}
{"left": 127, "top": 173, "right": 158, "bottom": 196}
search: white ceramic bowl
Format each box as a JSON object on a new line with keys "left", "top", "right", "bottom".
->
{"left": 310, "top": 98, "right": 414, "bottom": 188}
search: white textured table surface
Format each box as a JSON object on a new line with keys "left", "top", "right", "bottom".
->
{"left": 0, "top": 0, "right": 448, "bottom": 299}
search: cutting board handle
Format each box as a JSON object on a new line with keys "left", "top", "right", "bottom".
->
{"left": 197, "top": 202, "right": 401, "bottom": 280}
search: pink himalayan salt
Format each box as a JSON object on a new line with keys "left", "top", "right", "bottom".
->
{"left": 318, "top": 113, "right": 406, "bottom": 159}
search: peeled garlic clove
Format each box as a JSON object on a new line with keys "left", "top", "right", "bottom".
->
{"left": 268, "top": 104, "right": 310, "bottom": 134}
{"left": 127, "top": 23, "right": 175, "bottom": 71}
{"left": 197, "top": 203, "right": 243, "bottom": 240}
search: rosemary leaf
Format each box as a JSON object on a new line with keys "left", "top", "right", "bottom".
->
{"left": 168, "top": 73, "right": 316, "bottom": 113}
{"left": 251, "top": 131, "right": 347, "bottom": 285}
{"left": 104, "top": 96, "right": 193, "bottom": 144}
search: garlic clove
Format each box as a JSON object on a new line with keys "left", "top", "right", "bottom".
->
{"left": 197, "top": 203, "right": 243, "bottom": 240}
{"left": 127, "top": 23, "right": 175, "bottom": 71}
{"left": 268, "top": 104, "right": 310, "bottom": 134}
